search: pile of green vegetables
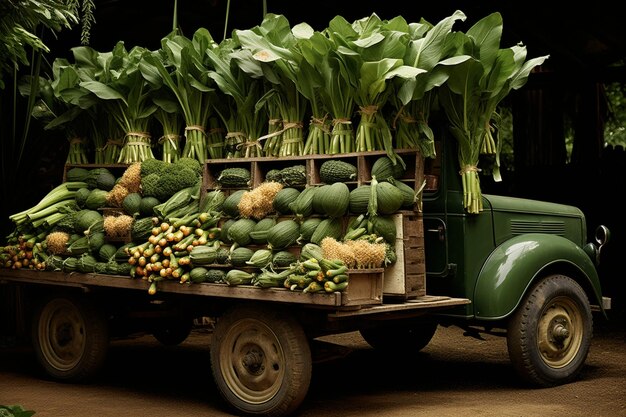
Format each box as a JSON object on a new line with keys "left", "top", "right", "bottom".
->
{"left": 26, "top": 10, "right": 547, "bottom": 214}
{"left": 1, "top": 152, "right": 417, "bottom": 296}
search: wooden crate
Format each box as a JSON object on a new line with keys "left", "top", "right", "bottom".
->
{"left": 341, "top": 269, "right": 384, "bottom": 306}
{"left": 202, "top": 149, "right": 424, "bottom": 193}
{"left": 382, "top": 212, "right": 426, "bottom": 300}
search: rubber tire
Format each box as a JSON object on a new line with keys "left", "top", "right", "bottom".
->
{"left": 210, "top": 304, "right": 312, "bottom": 417}
{"left": 359, "top": 319, "right": 438, "bottom": 353}
{"left": 152, "top": 318, "right": 193, "bottom": 346}
{"left": 31, "top": 295, "right": 109, "bottom": 382}
{"left": 507, "top": 274, "right": 592, "bottom": 387}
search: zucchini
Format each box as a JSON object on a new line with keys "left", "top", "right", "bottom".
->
{"left": 324, "top": 280, "right": 349, "bottom": 293}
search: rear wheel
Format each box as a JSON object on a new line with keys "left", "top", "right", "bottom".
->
{"left": 31, "top": 295, "right": 109, "bottom": 382}
{"left": 210, "top": 304, "right": 311, "bottom": 417}
{"left": 360, "top": 319, "right": 438, "bottom": 353}
{"left": 507, "top": 274, "right": 592, "bottom": 387}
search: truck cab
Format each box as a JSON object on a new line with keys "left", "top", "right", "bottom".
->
{"left": 420, "top": 131, "right": 610, "bottom": 386}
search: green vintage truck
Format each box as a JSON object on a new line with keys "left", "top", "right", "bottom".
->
{"left": 0, "top": 131, "right": 610, "bottom": 417}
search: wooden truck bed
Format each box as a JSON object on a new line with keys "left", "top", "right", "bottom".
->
{"left": 0, "top": 268, "right": 469, "bottom": 314}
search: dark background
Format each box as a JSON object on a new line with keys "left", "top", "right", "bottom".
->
{"left": 4, "top": 0, "right": 626, "bottom": 323}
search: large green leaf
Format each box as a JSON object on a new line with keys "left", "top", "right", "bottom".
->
{"left": 466, "top": 12, "right": 503, "bottom": 74}
{"left": 80, "top": 80, "right": 126, "bottom": 102}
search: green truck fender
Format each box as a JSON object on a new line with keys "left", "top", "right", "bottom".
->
{"left": 473, "top": 233, "right": 604, "bottom": 320}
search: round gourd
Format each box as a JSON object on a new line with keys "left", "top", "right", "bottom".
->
{"left": 220, "top": 219, "right": 236, "bottom": 244}
{"left": 376, "top": 182, "right": 405, "bottom": 214}
{"left": 272, "top": 250, "right": 298, "bottom": 267}
{"left": 371, "top": 215, "right": 397, "bottom": 244}
{"left": 320, "top": 182, "right": 350, "bottom": 218}
{"left": 77, "top": 254, "right": 98, "bottom": 273}
{"left": 189, "top": 267, "right": 209, "bottom": 283}
{"left": 74, "top": 187, "right": 91, "bottom": 208}
{"left": 95, "top": 170, "right": 117, "bottom": 191}
{"left": 98, "top": 243, "right": 118, "bottom": 262}
{"left": 190, "top": 245, "right": 218, "bottom": 266}
{"left": 371, "top": 156, "right": 406, "bottom": 181}
{"left": 139, "top": 196, "right": 161, "bottom": 216}
{"left": 229, "top": 247, "right": 255, "bottom": 267}
{"left": 300, "top": 243, "right": 324, "bottom": 261}
{"left": 349, "top": 185, "right": 371, "bottom": 214}
{"left": 223, "top": 190, "right": 247, "bottom": 217}
{"left": 312, "top": 184, "right": 331, "bottom": 215}
{"left": 273, "top": 187, "right": 300, "bottom": 214}
{"left": 85, "top": 189, "right": 108, "bottom": 210}
{"left": 250, "top": 217, "right": 277, "bottom": 244}
{"left": 76, "top": 209, "right": 103, "bottom": 233}
{"left": 393, "top": 180, "right": 417, "bottom": 209}
{"left": 62, "top": 257, "right": 78, "bottom": 272}
{"left": 88, "top": 232, "right": 106, "bottom": 253}
{"left": 300, "top": 217, "right": 323, "bottom": 242}
{"left": 266, "top": 219, "right": 301, "bottom": 250}
{"left": 66, "top": 167, "right": 90, "bottom": 182}
{"left": 289, "top": 186, "right": 316, "bottom": 219}
{"left": 227, "top": 218, "right": 257, "bottom": 246}
{"left": 123, "top": 192, "right": 142, "bottom": 216}
{"left": 203, "top": 190, "right": 225, "bottom": 212}
{"left": 310, "top": 217, "right": 343, "bottom": 245}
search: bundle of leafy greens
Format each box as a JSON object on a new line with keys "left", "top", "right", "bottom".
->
{"left": 234, "top": 14, "right": 310, "bottom": 157}
{"left": 79, "top": 42, "right": 158, "bottom": 163}
{"left": 392, "top": 10, "right": 467, "bottom": 158}
{"left": 438, "top": 12, "right": 549, "bottom": 213}
{"left": 206, "top": 38, "right": 266, "bottom": 158}
{"left": 140, "top": 28, "right": 221, "bottom": 163}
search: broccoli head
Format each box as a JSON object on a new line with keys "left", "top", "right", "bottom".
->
{"left": 140, "top": 158, "right": 166, "bottom": 178}
{"left": 175, "top": 157, "right": 203, "bottom": 177}
{"left": 140, "top": 173, "right": 161, "bottom": 198}
{"left": 149, "top": 166, "right": 199, "bottom": 201}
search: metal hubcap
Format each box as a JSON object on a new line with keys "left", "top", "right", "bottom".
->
{"left": 220, "top": 319, "right": 284, "bottom": 404}
{"left": 242, "top": 348, "right": 265, "bottom": 375}
{"left": 537, "top": 297, "right": 582, "bottom": 368}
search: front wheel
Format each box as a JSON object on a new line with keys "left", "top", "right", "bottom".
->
{"left": 507, "top": 274, "right": 592, "bottom": 387}
{"left": 31, "top": 294, "right": 109, "bottom": 382}
{"left": 210, "top": 304, "right": 312, "bottom": 417}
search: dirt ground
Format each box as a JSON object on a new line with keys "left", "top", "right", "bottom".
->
{"left": 0, "top": 317, "right": 624, "bottom": 417}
